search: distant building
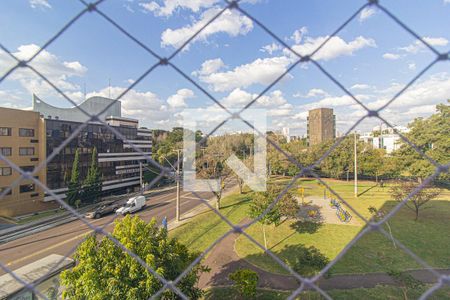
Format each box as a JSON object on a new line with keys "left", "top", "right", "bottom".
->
{"left": 32, "top": 94, "right": 121, "bottom": 123}
{"left": 0, "top": 107, "right": 56, "bottom": 216}
{"left": 281, "top": 127, "right": 291, "bottom": 143}
{"left": 359, "top": 125, "right": 408, "bottom": 154}
{"left": 307, "top": 108, "right": 336, "bottom": 146}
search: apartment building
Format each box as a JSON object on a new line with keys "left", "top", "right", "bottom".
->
{"left": 0, "top": 107, "right": 56, "bottom": 217}
{"left": 307, "top": 108, "right": 336, "bottom": 146}
{"left": 359, "top": 125, "right": 408, "bottom": 154}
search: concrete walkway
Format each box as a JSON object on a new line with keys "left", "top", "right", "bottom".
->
{"left": 198, "top": 230, "right": 450, "bottom": 291}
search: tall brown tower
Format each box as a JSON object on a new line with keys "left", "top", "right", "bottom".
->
{"left": 307, "top": 108, "right": 336, "bottom": 146}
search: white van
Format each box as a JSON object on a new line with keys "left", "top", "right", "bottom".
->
{"left": 116, "top": 195, "right": 146, "bottom": 215}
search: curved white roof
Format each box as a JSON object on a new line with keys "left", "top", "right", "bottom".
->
{"left": 32, "top": 94, "right": 121, "bottom": 123}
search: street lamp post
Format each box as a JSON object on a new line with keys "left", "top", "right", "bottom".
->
{"left": 354, "top": 131, "right": 358, "bottom": 198}
{"left": 176, "top": 149, "right": 181, "bottom": 222}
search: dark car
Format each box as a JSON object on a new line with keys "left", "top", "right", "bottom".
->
{"left": 85, "top": 203, "right": 119, "bottom": 219}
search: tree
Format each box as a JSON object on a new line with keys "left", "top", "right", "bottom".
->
{"left": 228, "top": 269, "right": 259, "bottom": 299}
{"left": 61, "top": 216, "right": 209, "bottom": 299}
{"left": 66, "top": 148, "right": 81, "bottom": 206}
{"left": 393, "top": 101, "right": 450, "bottom": 181}
{"left": 198, "top": 154, "right": 232, "bottom": 210}
{"left": 81, "top": 148, "right": 102, "bottom": 204}
{"left": 390, "top": 181, "right": 440, "bottom": 221}
{"left": 249, "top": 184, "right": 298, "bottom": 248}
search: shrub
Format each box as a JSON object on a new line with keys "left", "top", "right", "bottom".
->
{"left": 228, "top": 269, "right": 259, "bottom": 299}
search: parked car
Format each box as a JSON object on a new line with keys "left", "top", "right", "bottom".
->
{"left": 115, "top": 195, "right": 146, "bottom": 215}
{"left": 85, "top": 202, "right": 119, "bottom": 219}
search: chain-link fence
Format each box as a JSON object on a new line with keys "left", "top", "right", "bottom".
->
{"left": 0, "top": 0, "right": 449, "bottom": 299}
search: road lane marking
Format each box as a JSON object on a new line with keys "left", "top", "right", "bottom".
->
{"left": 6, "top": 231, "right": 91, "bottom": 267}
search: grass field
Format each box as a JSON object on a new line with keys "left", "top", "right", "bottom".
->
{"left": 203, "top": 285, "right": 450, "bottom": 300}
{"left": 171, "top": 177, "right": 450, "bottom": 275}
{"left": 171, "top": 193, "right": 253, "bottom": 254}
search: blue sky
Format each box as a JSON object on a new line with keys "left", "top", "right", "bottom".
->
{"left": 0, "top": 0, "right": 449, "bottom": 135}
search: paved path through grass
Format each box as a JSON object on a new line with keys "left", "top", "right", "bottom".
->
{"left": 198, "top": 225, "right": 450, "bottom": 291}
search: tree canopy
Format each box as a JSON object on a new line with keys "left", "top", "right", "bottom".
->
{"left": 61, "top": 216, "right": 209, "bottom": 299}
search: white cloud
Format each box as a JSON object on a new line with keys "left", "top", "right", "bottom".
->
{"left": 139, "top": 0, "right": 219, "bottom": 16}
{"left": 87, "top": 86, "right": 169, "bottom": 123}
{"left": 445, "top": 0, "right": 450, "bottom": 4}
{"left": 198, "top": 56, "right": 291, "bottom": 92}
{"left": 290, "top": 26, "right": 308, "bottom": 44}
{"left": 382, "top": 53, "right": 401, "bottom": 60}
{"left": 0, "top": 44, "right": 87, "bottom": 102}
{"left": 408, "top": 63, "right": 416, "bottom": 70}
{"left": 369, "top": 72, "right": 450, "bottom": 110}
{"left": 306, "top": 88, "right": 329, "bottom": 98}
{"left": 350, "top": 84, "right": 371, "bottom": 90}
{"left": 359, "top": 7, "right": 377, "bottom": 22}
{"left": 293, "top": 88, "right": 329, "bottom": 98}
{"left": 191, "top": 58, "right": 225, "bottom": 76}
{"left": 29, "top": 0, "right": 51, "bottom": 9}
{"left": 290, "top": 35, "right": 376, "bottom": 61}
{"left": 218, "top": 88, "right": 292, "bottom": 117}
{"left": 400, "top": 37, "right": 449, "bottom": 54}
{"left": 305, "top": 94, "right": 370, "bottom": 109}
{"left": 161, "top": 7, "right": 253, "bottom": 49}
{"left": 260, "top": 43, "right": 282, "bottom": 55}
{"left": 167, "top": 88, "right": 195, "bottom": 108}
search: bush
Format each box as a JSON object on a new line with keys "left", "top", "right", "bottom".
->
{"left": 228, "top": 269, "right": 259, "bottom": 299}
{"left": 287, "top": 245, "right": 329, "bottom": 277}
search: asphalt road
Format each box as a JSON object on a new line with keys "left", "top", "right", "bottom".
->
{"left": 0, "top": 187, "right": 216, "bottom": 275}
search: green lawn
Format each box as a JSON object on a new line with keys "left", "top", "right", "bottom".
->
{"left": 203, "top": 285, "right": 450, "bottom": 300}
{"left": 170, "top": 193, "right": 253, "bottom": 254}
{"left": 236, "top": 178, "right": 450, "bottom": 275}
{"left": 170, "top": 177, "right": 450, "bottom": 275}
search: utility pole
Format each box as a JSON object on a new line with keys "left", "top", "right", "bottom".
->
{"left": 176, "top": 149, "right": 181, "bottom": 222}
{"left": 354, "top": 131, "right": 358, "bottom": 198}
{"left": 139, "top": 162, "right": 143, "bottom": 193}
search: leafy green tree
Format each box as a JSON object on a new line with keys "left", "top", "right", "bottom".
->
{"left": 393, "top": 101, "right": 449, "bottom": 181}
{"left": 228, "top": 269, "right": 259, "bottom": 299}
{"left": 249, "top": 185, "right": 298, "bottom": 248}
{"left": 61, "top": 216, "right": 209, "bottom": 299}
{"left": 66, "top": 148, "right": 81, "bottom": 206}
{"left": 81, "top": 148, "right": 102, "bottom": 204}
{"left": 390, "top": 181, "right": 440, "bottom": 221}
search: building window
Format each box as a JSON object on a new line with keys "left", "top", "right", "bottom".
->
{"left": 21, "top": 166, "right": 35, "bottom": 172}
{"left": 0, "top": 127, "right": 11, "bottom": 136}
{"left": 19, "top": 128, "right": 35, "bottom": 137}
{"left": 0, "top": 147, "right": 12, "bottom": 156}
{"left": 0, "top": 167, "right": 12, "bottom": 176}
{"left": 0, "top": 187, "right": 12, "bottom": 195}
{"left": 20, "top": 183, "right": 35, "bottom": 193}
{"left": 19, "top": 147, "right": 35, "bottom": 156}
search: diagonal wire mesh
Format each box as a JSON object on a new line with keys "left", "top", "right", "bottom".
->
{"left": 0, "top": 0, "right": 449, "bottom": 299}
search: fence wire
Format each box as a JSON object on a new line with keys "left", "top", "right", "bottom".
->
{"left": 0, "top": 0, "right": 449, "bottom": 299}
